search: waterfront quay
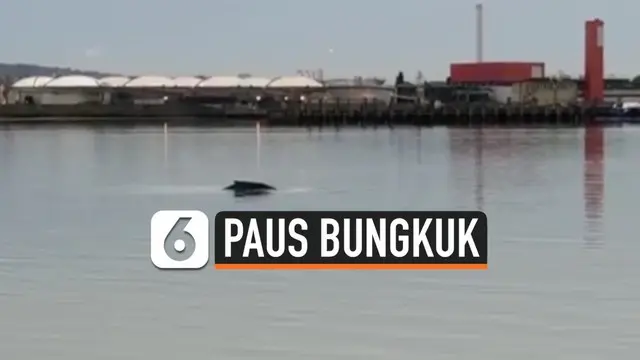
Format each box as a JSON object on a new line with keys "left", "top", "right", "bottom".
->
{"left": 0, "top": 100, "right": 619, "bottom": 127}
{"left": 272, "top": 100, "right": 608, "bottom": 127}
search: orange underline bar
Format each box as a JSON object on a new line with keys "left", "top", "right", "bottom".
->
{"left": 214, "top": 263, "right": 488, "bottom": 270}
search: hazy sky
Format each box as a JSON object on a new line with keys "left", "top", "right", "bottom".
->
{"left": 1, "top": 0, "right": 636, "bottom": 80}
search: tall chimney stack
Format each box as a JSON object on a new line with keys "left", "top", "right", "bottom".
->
{"left": 476, "top": 3, "right": 484, "bottom": 62}
{"left": 584, "top": 19, "right": 604, "bottom": 103}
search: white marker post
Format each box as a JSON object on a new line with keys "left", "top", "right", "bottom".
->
{"left": 163, "top": 122, "right": 168, "bottom": 165}
{"left": 256, "top": 121, "right": 262, "bottom": 172}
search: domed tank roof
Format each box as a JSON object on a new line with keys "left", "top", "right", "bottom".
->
{"left": 172, "top": 76, "right": 204, "bottom": 87}
{"left": 266, "top": 76, "right": 323, "bottom": 88}
{"left": 99, "top": 76, "right": 131, "bottom": 87}
{"left": 197, "top": 76, "right": 243, "bottom": 87}
{"left": 44, "top": 75, "right": 99, "bottom": 87}
{"left": 12, "top": 76, "right": 55, "bottom": 88}
{"left": 238, "top": 77, "right": 271, "bottom": 87}
{"left": 124, "top": 76, "right": 174, "bottom": 87}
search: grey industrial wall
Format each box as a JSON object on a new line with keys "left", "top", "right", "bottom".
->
{"left": 488, "top": 80, "right": 578, "bottom": 105}
{"left": 8, "top": 89, "right": 104, "bottom": 105}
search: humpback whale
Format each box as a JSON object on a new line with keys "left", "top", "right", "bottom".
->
{"left": 224, "top": 180, "right": 276, "bottom": 197}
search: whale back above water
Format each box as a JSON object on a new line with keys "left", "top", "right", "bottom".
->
{"left": 224, "top": 180, "right": 276, "bottom": 196}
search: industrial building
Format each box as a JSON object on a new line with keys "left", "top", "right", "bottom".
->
{"left": 7, "top": 74, "right": 326, "bottom": 105}
{"left": 510, "top": 79, "right": 578, "bottom": 105}
{"left": 445, "top": 4, "right": 606, "bottom": 105}
{"left": 449, "top": 62, "right": 546, "bottom": 84}
{"left": 446, "top": 63, "right": 579, "bottom": 106}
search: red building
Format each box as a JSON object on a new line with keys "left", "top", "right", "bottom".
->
{"left": 449, "top": 62, "right": 545, "bottom": 84}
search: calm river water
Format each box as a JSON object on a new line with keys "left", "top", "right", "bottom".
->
{"left": 0, "top": 125, "right": 638, "bottom": 359}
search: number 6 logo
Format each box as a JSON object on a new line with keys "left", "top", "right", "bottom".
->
{"left": 150, "top": 210, "right": 209, "bottom": 269}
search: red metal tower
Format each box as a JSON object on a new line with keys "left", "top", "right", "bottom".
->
{"left": 584, "top": 19, "right": 604, "bottom": 103}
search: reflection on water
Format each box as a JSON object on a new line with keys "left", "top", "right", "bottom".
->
{"left": 448, "top": 128, "right": 609, "bottom": 247}
{"left": 448, "top": 127, "right": 606, "bottom": 247}
{"left": 0, "top": 125, "right": 638, "bottom": 360}
{"left": 584, "top": 127, "right": 605, "bottom": 247}
{"left": 473, "top": 129, "right": 485, "bottom": 210}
